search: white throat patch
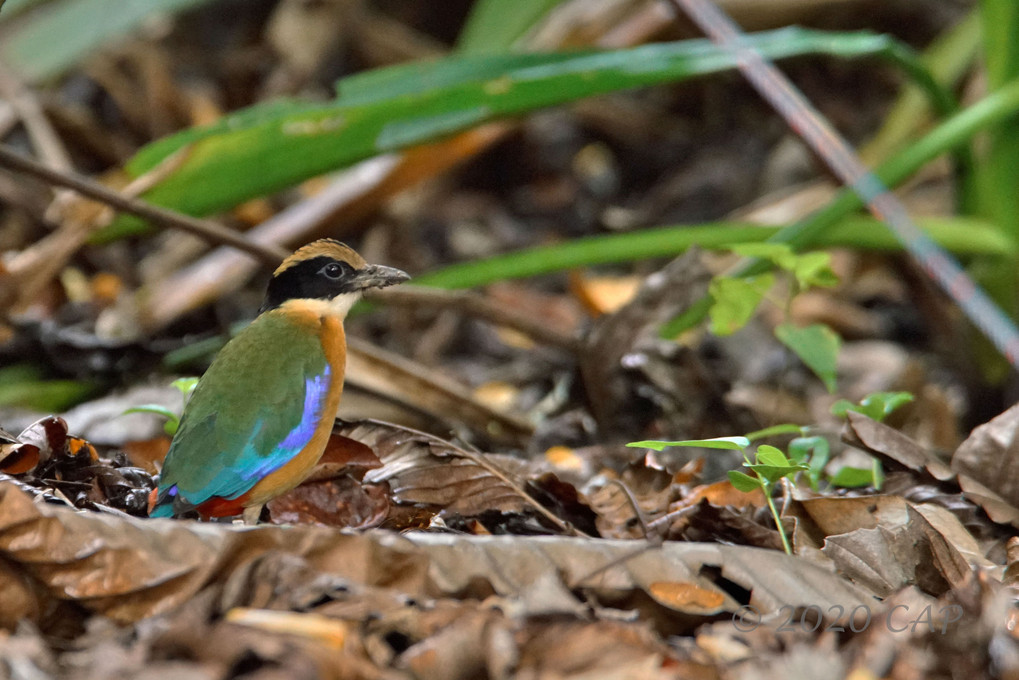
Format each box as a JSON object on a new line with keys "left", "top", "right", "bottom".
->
{"left": 327, "top": 291, "right": 362, "bottom": 318}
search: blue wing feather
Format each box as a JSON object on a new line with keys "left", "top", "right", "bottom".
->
{"left": 153, "top": 311, "right": 331, "bottom": 513}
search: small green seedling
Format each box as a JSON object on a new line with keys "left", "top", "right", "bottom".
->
{"left": 727, "top": 444, "right": 807, "bottom": 554}
{"left": 830, "top": 390, "right": 914, "bottom": 422}
{"left": 823, "top": 390, "right": 912, "bottom": 488}
{"left": 628, "top": 437, "right": 805, "bottom": 554}
{"left": 123, "top": 377, "right": 199, "bottom": 436}
{"left": 707, "top": 244, "right": 841, "bottom": 392}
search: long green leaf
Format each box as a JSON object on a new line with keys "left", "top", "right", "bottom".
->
{"left": 412, "top": 215, "right": 1013, "bottom": 290}
{"left": 971, "top": 0, "right": 1019, "bottom": 376}
{"left": 102, "top": 28, "right": 950, "bottom": 239}
{"left": 627, "top": 436, "right": 750, "bottom": 451}
{"left": 0, "top": 0, "right": 216, "bottom": 82}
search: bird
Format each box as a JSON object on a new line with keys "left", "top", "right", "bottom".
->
{"left": 149, "top": 239, "right": 409, "bottom": 522}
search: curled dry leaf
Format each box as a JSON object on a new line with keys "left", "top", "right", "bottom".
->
{"left": 844, "top": 411, "right": 1019, "bottom": 528}
{"left": 952, "top": 403, "right": 1019, "bottom": 508}
{"left": 1, "top": 415, "right": 153, "bottom": 516}
{"left": 1, "top": 415, "right": 71, "bottom": 474}
{"left": 843, "top": 411, "right": 951, "bottom": 478}
{"left": 818, "top": 497, "right": 998, "bottom": 598}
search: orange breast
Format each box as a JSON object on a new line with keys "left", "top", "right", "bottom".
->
{"left": 241, "top": 313, "right": 347, "bottom": 508}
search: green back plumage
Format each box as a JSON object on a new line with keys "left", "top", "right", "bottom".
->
{"left": 157, "top": 311, "right": 329, "bottom": 507}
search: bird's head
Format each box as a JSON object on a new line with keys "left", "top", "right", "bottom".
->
{"left": 259, "top": 239, "right": 409, "bottom": 316}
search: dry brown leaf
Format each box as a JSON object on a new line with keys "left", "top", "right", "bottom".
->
{"left": 0, "top": 483, "right": 429, "bottom": 625}
{"left": 266, "top": 477, "right": 389, "bottom": 528}
{"left": 823, "top": 524, "right": 930, "bottom": 598}
{"left": 845, "top": 411, "right": 1019, "bottom": 528}
{"left": 797, "top": 495, "right": 909, "bottom": 536}
{"left": 0, "top": 483, "right": 869, "bottom": 635}
{"left": 953, "top": 403, "right": 1019, "bottom": 507}
{"left": 396, "top": 609, "right": 506, "bottom": 680}
{"left": 345, "top": 419, "right": 543, "bottom": 519}
{"left": 588, "top": 464, "right": 676, "bottom": 539}
{"left": 843, "top": 411, "right": 951, "bottom": 478}
{"left": 515, "top": 619, "right": 673, "bottom": 680}
{"left": 679, "top": 480, "right": 766, "bottom": 511}
{"left": 410, "top": 532, "right": 870, "bottom": 624}
{"left": 910, "top": 502, "right": 999, "bottom": 575}
{"left": 820, "top": 500, "right": 988, "bottom": 599}
{"left": 305, "top": 432, "right": 383, "bottom": 483}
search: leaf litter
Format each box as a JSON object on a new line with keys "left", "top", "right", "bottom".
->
{"left": 1, "top": 402, "right": 1018, "bottom": 677}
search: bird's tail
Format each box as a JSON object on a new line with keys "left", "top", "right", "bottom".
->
{"left": 147, "top": 486, "right": 175, "bottom": 517}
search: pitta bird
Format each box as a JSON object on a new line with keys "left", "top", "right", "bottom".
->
{"left": 149, "top": 239, "right": 409, "bottom": 521}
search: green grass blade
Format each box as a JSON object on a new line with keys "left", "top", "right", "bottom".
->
{"left": 0, "top": 363, "right": 96, "bottom": 412}
{"left": 412, "top": 216, "right": 1013, "bottom": 289}
{"left": 862, "top": 9, "right": 981, "bottom": 165}
{"left": 102, "top": 28, "right": 951, "bottom": 239}
{"left": 974, "top": 0, "right": 1019, "bottom": 327}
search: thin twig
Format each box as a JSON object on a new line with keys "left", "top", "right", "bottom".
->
{"left": 603, "top": 478, "right": 650, "bottom": 539}
{"left": 0, "top": 145, "right": 287, "bottom": 265}
{"left": 571, "top": 538, "right": 663, "bottom": 588}
{"left": 645, "top": 504, "right": 693, "bottom": 533}
{"left": 370, "top": 286, "right": 583, "bottom": 353}
{"left": 453, "top": 446, "right": 589, "bottom": 537}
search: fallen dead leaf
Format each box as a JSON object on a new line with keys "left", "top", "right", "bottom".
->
{"left": 0, "top": 483, "right": 871, "bottom": 634}
{"left": 953, "top": 403, "right": 1019, "bottom": 507}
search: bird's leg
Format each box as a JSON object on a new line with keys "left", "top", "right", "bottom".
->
{"left": 241, "top": 504, "right": 264, "bottom": 525}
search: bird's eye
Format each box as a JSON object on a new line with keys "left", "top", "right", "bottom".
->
{"left": 321, "top": 262, "right": 347, "bottom": 280}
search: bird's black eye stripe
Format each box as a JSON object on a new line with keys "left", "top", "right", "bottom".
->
{"left": 320, "top": 261, "right": 351, "bottom": 280}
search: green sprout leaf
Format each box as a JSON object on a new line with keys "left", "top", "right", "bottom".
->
{"left": 745, "top": 423, "right": 807, "bottom": 441}
{"left": 708, "top": 273, "right": 775, "bottom": 336}
{"left": 627, "top": 436, "right": 750, "bottom": 451}
{"left": 788, "top": 251, "right": 839, "bottom": 290}
{"left": 788, "top": 435, "right": 830, "bottom": 490}
{"left": 123, "top": 405, "right": 181, "bottom": 436}
{"left": 172, "top": 377, "right": 200, "bottom": 401}
{"left": 754, "top": 444, "right": 791, "bottom": 467}
{"left": 829, "top": 463, "right": 881, "bottom": 488}
{"left": 831, "top": 391, "right": 915, "bottom": 421}
{"left": 121, "top": 376, "right": 199, "bottom": 436}
{"left": 775, "top": 322, "right": 841, "bottom": 392}
{"left": 744, "top": 463, "right": 810, "bottom": 484}
{"left": 728, "top": 470, "right": 764, "bottom": 492}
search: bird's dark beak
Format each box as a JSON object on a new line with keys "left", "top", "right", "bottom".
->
{"left": 353, "top": 264, "right": 410, "bottom": 290}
